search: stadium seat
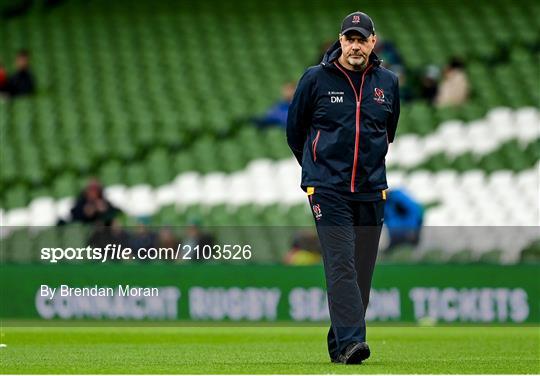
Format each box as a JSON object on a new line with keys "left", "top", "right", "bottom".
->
{"left": 125, "top": 185, "right": 158, "bottom": 217}
{"left": 4, "top": 208, "right": 30, "bottom": 227}
{"left": 28, "top": 197, "right": 57, "bottom": 226}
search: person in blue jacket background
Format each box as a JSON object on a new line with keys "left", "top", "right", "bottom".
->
{"left": 287, "top": 11, "right": 400, "bottom": 365}
{"left": 384, "top": 189, "right": 424, "bottom": 248}
{"left": 252, "top": 81, "right": 296, "bottom": 129}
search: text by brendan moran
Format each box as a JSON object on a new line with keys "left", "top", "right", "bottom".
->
{"left": 40, "top": 285, "right": 159, "bottom": 300}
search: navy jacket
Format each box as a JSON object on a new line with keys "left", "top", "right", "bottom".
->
{"left": 287, "top": 40, "right": 400, "bottom": 197}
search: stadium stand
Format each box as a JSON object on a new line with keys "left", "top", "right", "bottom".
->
{"left": 1, "top": 0, "right": 539, "bottom": 263}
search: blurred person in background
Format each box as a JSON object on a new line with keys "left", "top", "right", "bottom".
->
{"left": 373, "top": 34, "right": 404, "bottom": 73}
{"left": 283, "top": 230, "right": 322, "bottom": 265}
{"left": 157, "top": 227, "right": 182, "bottom": 262}
{"left": 129, "top": 218, "right": 158, "bottom": 259}
{"left": 5, "top": 49, "right": 36, "bottom": 97}
{"left": 70, "top": 178, "right": 120, "bottom": 225}
{"left": 372, "top": 37, "right": 412, "bottom": 103}
{"left": 2, "top": 0, "right": 33, "bottom": 18}
{"left": 393, "top": 66, "right": 413, "bottom": 103}
{"left": 252, "top": 81, "right": 296, "bottom": 129}
{"left": 2, "top": 0, "right": 65, "bottom": 18}
{"left": 87, "top": 218, "right": 129, "bottom": 256}
{"left": 182, "top": 219, "right": 215, "bottom": 261}
{"left": 287, "top": 11, "right": 400, "bottom": 365}
{"left": 0, "top": 61, "right": 8, "bottom": 92}
{"left": 420, "top": 65, "right": 440, "bottom": 104}
{"left": 158, "top": 227, "right": 180, "bottom": 249}
{"left": 384, "top": 189, "right": 423, "bottom": 249}
{"left": 435, "top": 57, "right": 469, "bottom": 107}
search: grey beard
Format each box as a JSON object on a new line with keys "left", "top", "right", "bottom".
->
{"left": 347, "top": 56, "right": 367, "bottom": 71}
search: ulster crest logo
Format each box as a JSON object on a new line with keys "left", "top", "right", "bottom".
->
{"left": 374, "top": 88, "right": 385, "bottom": 104}
{"left": 312, "top": 204, "right": 322, "bottom": 220}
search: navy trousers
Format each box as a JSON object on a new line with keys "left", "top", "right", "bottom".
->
{"left": 308, "top": 188, "right": 385, "bottom": 360}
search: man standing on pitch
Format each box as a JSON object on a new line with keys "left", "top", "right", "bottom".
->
{"left": 287, "top": 11, "right": 400, "bottom": 364}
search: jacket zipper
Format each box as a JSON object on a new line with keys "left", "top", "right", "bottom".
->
{"left": 334, "top": 62, "right": 372, "bottom": 192}
{"left": 312, "top": 130, "right": 321, "bottom": 161}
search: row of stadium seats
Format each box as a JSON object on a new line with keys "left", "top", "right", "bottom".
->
{"left": 2, "top": 133, "right": 537, "bottom": 212}
{"left": 2, "top": 0, "right": 539, "bottom": 210}
{"left": 3, "top": 129, "right": 536, "bottom": 212}
{"left": 2, "top": 106, "right": 538, "bottom": 210}
{"left": 388, "top": 107, "right": 539, "bottom": 167}
{"left": 2, "top": 158, "right": 538, "bottom": 231}
{"left": 408, "top": 139, "right": 538, "bottom": 173}
{"left": 7, "top": 0, "right": 539, "bottom": 74}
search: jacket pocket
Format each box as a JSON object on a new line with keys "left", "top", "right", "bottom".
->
{"left": 312, "top": 130, "right": 321, "bottom": 162}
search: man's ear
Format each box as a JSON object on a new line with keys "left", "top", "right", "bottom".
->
{"left": 372, "top": 34, "right": 377, "bottom": 46}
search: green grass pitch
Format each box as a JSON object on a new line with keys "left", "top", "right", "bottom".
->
{"left": 1, "top": 325, "right": 539, "bottom": 374}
